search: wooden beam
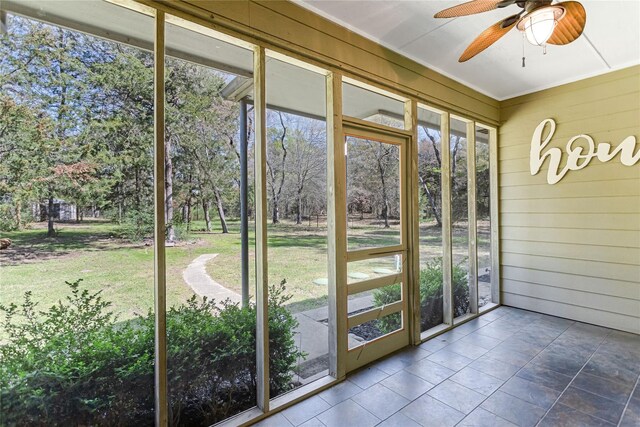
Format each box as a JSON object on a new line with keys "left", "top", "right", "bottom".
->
{"left": 489, "top": 126, "right": 501, "bottom": 304}
{"left": 441, "top": 112, "right": 453, "bottom": 325}
{"left": 326, "top": 71, "right": 347, "bottom": 380}
{"left": 405, "top": 99, "right": 420, "bottom": 344}
{"left": 153, "top": 10, "right": 168, "bottom": 427}
{"left": 254, "top": 45, "right": 269, "bottom": 412}
{"left": 467, "top": 121, "right": 478, "bottom": 315}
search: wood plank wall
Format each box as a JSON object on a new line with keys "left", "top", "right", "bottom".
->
{"left": 499, "top": 65, "right": 640, "bottom": 333}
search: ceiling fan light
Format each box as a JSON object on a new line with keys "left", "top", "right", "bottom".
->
{"left": 523, "top": 8, "right": 557, "bottom": 46}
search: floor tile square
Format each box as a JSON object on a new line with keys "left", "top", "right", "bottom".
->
{"left": 484, "top": 346, "right": 533, "bottom": 368}
{"left": 515, "top": 364, "right": 573, "bottom": 392}
{"left": 427, "top": 349, "right": 473, "bottom": 371}
{"left": 499, "top": 376, "right": 560, "bottom": 410}
{"left": 403, "top": 358, "right": 456, "bottom": 385}
{"left": 419, "top": 337, "right": 449, "bottom": 353}
{"left": 480, "top": 391, "right": 547, "bottom": 427}
{"left": 253, "top": 413, "right": 294, "bottom": 427}
{"left": 282, "top": 395, "right": 331, "bottom": 426}
{"left": 351, "top": 383, "right": 409, "bottom": 420}
{"left": 557, "top": 386, "right": 626, "bottom": 424}
{"left": 581, "top": 352, "right": 639, "bottom": 386}
{"left": 427, "top": 379, "right": 486, "bottom": 414}
{"left": 402, "top": 394, "right": 465, "bottom": 427}
{"left": 316, "top": 399, "right": 379, "bottom": 427}
{"left": 318, "top": 380, "right": 362, "bottom": 406}
{"left": 449, "top": 366, "right": 505, "bottom": 396}
{"left": 619, "top": 394, "right": 640, "bottom": 427}
{"left": 380, "top": 370, "right": 434, "bottom": 400}
{"left": 298, "top": 418, "right": 325, "bottom": 427}
{"left": 469, "top": 355, "right": 520, "bottom": 381}
{"left": 458, "top": 407, "right": 518, "bottom": 427}
{"left": 571, "top": 371, "right": 634, "bottom": 404}
{"left": 443, "top": 340, "right": 489, "bottom": 359}
{"left": 538, "top": 403, "right": 615, "bottom": 427}
{"left": 347, "top": 366, "right": 389, "bottom": 390}
{"left": 458, "top": 333, "right": 503, "bottom": 350}
{"left": 376, "top": 411, "right": 421, "bottom": 427}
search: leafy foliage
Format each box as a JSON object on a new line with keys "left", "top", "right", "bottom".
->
{"left": 373, "top": 258, "right": 469, "bottom": 333}
{"left": 0, "top": 280, "right": 302, "bottom": 426}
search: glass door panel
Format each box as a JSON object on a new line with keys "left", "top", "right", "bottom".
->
{"left": 343, "top": 126, "right": 409, "bottom": 372}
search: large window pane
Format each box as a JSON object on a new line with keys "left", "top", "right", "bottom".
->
{"left": 451, "top": 118, "right": 471, "bottom": 318}
{"left": 0, "top": 2, "right": 155, "bottom": 424}
{"left": 164, "top": 16, "right": 257, "bottom": 425}
{"left": 346, "top": 136, "right": 401, "bottom": 250}
{"left": 266, "top": 56, "right": 329, "bottom": 396}
{"left": 417, "top": 108, "right": 445, "bottom": 331}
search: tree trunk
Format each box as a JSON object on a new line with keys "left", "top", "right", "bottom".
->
{"left": 203, "top": 199, "right": 212, "bottom": 232}
{"left": 272, "top": 197, "right": 279, "bottom": 224}
{"left": 213, "top": 188, "right": 228, "bottom": 234}
{"left": 419, "top": 175, "right": 442, "bottom": 226}
{"left": 165, "top": 138, "right": 175, "bottom": 242}
{"left": 296, "top": 191, "right": 303, "bottom": 225}
{"left": 15, "top": 200, "right": 21, "bottom": 230}
{"left": 47, "top": 195, "right": 55, "bottom": 237}
{"left": 377, "top": 159, "right": 390, "bottom": 228}
{"left": 185, "top": 197, "right": 192, "bottom": 232}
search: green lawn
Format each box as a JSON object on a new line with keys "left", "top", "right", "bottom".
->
{"left": 0, "top": 217, "right": 490, "bottom": 323}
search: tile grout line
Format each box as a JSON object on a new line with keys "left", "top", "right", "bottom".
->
{"left": 617, "top": 373, "right": 640, "bottom": 427}
{"left": 534, "top": 328, "right": 614, "bottom": 427}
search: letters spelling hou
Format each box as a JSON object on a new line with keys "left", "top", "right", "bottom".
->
{"left": 530, "top": 118, "right": 640, "bottom": 185}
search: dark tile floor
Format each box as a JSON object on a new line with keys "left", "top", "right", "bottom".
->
{"left": 254, "top": 306, "right": 640, "bottom": 427}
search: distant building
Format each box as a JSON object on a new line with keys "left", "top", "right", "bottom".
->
{"left": 32, "top": 199, "right": 77, "bottom": 222}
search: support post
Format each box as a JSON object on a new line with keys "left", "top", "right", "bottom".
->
{"left": 467, "top": 121, "right": 478, "bottom": 314}
{"left": 404, "top": 99, "right": 420, "bottom": 344}
{"left": 240, "top": 97, "right": 249, "bottom": 307}
{"left": 254, "top": 46, "right": 269, "bottom": 412}
{"left": 441, "top": 113, "right": 453, "bottom": 325}
{"left": 153, "top": 10, "right": 168, "bottom": 427}
{"left": 327, "top": 71, "right": 347, "bottom": 380}
{"left": 489, "top": 127, "right": 501, "bottom": 305}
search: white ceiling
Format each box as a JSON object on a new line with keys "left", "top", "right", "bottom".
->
{"left": 297, "top": 0, "right": 640, "bottom": 100}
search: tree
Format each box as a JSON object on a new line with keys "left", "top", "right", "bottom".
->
{"left": 266, "top": 111, "right": 288, "bottom": 224}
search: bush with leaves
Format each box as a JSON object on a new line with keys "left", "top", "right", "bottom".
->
{"left": 0, "top": 279, "right": 302, "bottom": 426}
{"left": 117, "top": 208, "right": 154, "bottom": 241}
{"left": 373, "top": 258, "right": 469, "bottom": 333}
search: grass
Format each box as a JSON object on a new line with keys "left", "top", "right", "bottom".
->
{"left": 0, "top": 217, "right": 491, "bottom": 323}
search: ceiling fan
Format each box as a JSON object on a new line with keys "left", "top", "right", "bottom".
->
{"left": 434, "top": 0, "right": 587, "bottom": 62}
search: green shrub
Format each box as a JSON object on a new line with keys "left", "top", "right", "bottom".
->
{"left": 372, "top": 258, "right": 469, "bottom": 333}
{"left": 0, "top": 203, "right": 19, "bottom": 231}
{"left": 117, "top": 208, "right": 154, "bottom": 241}
{"left": 0, "top": 279, "right": 302, "bottom": 426}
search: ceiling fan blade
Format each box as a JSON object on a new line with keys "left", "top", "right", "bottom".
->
{"left": 434, "top": 0, "right": 515, "bottom": 18}
{"left": 459, "top": 16, "right": 518, "bottom": 62}
{"left": 547, "top": 1, "right": 587, "bottom": 45}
